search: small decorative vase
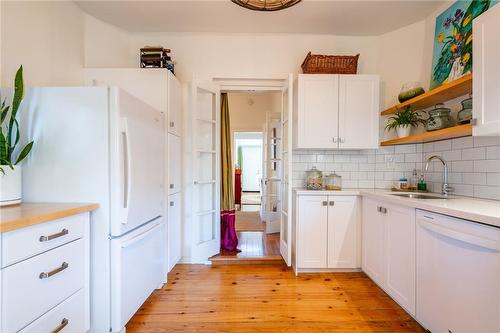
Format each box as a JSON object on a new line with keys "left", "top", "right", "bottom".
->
{"left": 0, "top": 165, "right": 22, "bottom": 206}
{"left": 396, "top": 125, "right": 411, "bottom": 138}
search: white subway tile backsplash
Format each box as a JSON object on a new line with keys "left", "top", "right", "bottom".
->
{"left": 292, "top": 140, "right": 500, "bottom": 199}
{"left": 486, "top": 146, "right": 500, "bottom": 159}
{"left": 433, "top": 140, "right": 452, "bottom": 151}
{"left": 463, "top": 173, "right": 487, "bottom": 185}
{"left": 461, "top": 147, "right": 486, "bottom": 160}
{"left": 452, "top": 137, "right": 474, "bottom": 150}
{"left": 474, "top": 159, "right": 500, "bottom": 173}
{"left": 474, "top": 136, "right": 500, "bottom": 147}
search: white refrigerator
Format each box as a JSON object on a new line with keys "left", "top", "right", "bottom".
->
{"left": 19, "top": 87, "right": 166, "bottom": 332}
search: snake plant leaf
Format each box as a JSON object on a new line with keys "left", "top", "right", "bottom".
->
{"left": 0, "top": 132, "right": 8, "bottom": 163}
{"left": 8, "top": 66, "right": 24, "bottom": 155}
{"left": 0, "top": 105, "right": 9, "bottom": 125}
{"left": 14, "top": 141, "right": 33, "bottom": 165}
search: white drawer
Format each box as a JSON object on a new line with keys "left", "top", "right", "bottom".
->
{"left": 19, "top": 289, "right": 86, "bottom": 333}
{"left": 2, "top": 213, "right": 86, "bottom": 268}
{"left": 2, "top": 239, "right": 85, "bottom": 333}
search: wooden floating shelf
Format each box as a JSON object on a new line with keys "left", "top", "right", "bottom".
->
{"left": 381, "top": 74, "right": 472, "bottom": 116}
{"left": 380, "top": 124, "right": 472, "bottom": 146}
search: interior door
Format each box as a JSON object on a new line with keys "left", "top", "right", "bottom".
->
{"left": 112, "top": 88, "right": 165, "bottom": 236}
{"left": 189, "top": 81, "right": 221, "bottom": 263}
{"left": 280, "top": 74, "right": 293, "bottom": 266}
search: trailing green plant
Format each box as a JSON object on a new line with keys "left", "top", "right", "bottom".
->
{"left": 385, "top": 107, "right": 427, "bottom": 132}
{"left": 0, "top": 66, "right": 33, "bottom": 174}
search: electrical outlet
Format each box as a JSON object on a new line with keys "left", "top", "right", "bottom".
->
{"left": 385, "top": 155, "right": 396, "bottom": 170}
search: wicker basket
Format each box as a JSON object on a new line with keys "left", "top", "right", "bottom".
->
{"left": 301, "top": 52, "right": 360, "bottom": 74}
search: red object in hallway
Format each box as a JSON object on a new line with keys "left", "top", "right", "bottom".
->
{"left": 234, "top": 167, "right": 242, "bottom": 205}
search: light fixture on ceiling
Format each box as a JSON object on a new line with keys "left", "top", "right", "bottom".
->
{"left": 231, "top": 0, "right": 302, "bottom": 11}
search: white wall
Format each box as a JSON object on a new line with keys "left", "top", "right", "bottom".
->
{"left": 83, "top": 14, "right": 132, "bottom": 68}
{"left": 128, "top": 33, "right": 380, "bottom": 82}
{"left": 228, "top": 92, "right": 280, "bottom": 133}
{"left": 1, "top": 1, "right": 85, "bottom": 87}
{"left": 0, "top": 1, "right": 133, "bottom": 87}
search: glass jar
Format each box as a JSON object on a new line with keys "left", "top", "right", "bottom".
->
{"left": 305, "top": 167, "right": 323, "bottom": 190}
{"left": 457, "top": 95, "right": 473, "bottom": 124}
{"left": 425, "top": 103, "right": 454, "bottom": 131}
{"left": 324, "top": 172, "right": 342, "bottom": 190}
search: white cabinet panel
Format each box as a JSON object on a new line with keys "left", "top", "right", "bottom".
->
{"left": 338, "top": 75, "right": 379, "bottom": 149}
{"left": 168, "top": 192, "right": 182, "bottom": 272}
{"left": 295, "top": 75, "right": 339, "bottom": 149}
{"left": 473, "top": 4, "right": 500, "bottom": 136}
{"left": 168, "top": 133, "right": 181, "bottom": 195}
{"left": 2, "top": 239, "right": 85, "bottom": 333}
{"left": 167, "top": 71, "right": 182, "bottom": 136}
{"left": 384, "top": 203, "right": 415, "bottom": 315}
{"left": 297, "top": 195, "right": 328, "bottom": 268}
{"left": 361, "top": 198, "right": 385, "bottom": 286}
{"left": 19, "top": 289, "right": 86, "bottom": 333}
{"left": 327, "top": 196, "right": 359, "bottom": 268}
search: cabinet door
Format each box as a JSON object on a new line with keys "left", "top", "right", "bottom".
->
{"left": 327, "top": 196, "right": 359, "bottom": 268}
{"left": 473, "top": 4, "right": 500, "bottom": 136}
{"left": 167, "top": 71, "right": 182, "bottom": 136}
{"left": 168, "top": 133, "right": 181, "bottom": 195}
{"left": 361, "top": 198, "right": 385, "bottom": 286}
{"left": 167, "top": 192, "right": 181, "bottom": 272}
{"left": 338, "top": 75, "right": 379, "bottom": 149}
{"left": 384, "top": 203, "right": 416, "bottom": 316}
{"left": 297, "top": 195, "right": 328, "bottom": 268}
{"left": 296, "top": 75, "right": 339, "bottom": 149}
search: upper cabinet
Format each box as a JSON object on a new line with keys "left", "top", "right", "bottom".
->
{"left": 473, "top": 4, "right": 500, "bottom": 136}
{"left": 293, "top": 74, "right": 380, "bottom": 149}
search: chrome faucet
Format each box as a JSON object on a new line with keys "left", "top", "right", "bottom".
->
{"left": 425, "top": 155, "right": 454, "bottom": 196}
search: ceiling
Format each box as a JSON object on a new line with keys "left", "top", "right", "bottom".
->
{"left": 76, "top": 0, "right": 446, "bottom": 36}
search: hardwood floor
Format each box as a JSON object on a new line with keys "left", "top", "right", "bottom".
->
{"left": 127, "top": 264, "right": 425, "bottom": 333}
{"left": 210, "top": 232, "right": 282, "bottom": 265}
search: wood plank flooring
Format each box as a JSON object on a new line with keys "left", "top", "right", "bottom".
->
{"left": 210, "top": 232, "right": 282, "bottom": 265}
{"left": 127, "top": 264, "right": 425, "bottom": 333}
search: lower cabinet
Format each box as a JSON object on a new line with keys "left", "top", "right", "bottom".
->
{"left": 167, "top": 192, "right": 182, "bottom": 272}
{"left": 362, "top": 197, "right": 416, "bottom": 316}
{"left": 296, "top": 195, "right": 360, "bottom": 271}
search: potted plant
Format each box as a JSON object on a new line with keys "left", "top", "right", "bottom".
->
{"left": 385, "top": 106, "right": 427, "bottom": 138}
{"left": 0, "top": 66, "right": 34, "bottom": 206}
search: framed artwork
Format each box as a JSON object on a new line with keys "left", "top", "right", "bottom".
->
{"left": 430, "top": 0, "right": 498, "bottom": 89}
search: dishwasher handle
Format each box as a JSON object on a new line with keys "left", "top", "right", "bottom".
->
{"left": 418, "top": 218, "right": 500, "bottom": 252}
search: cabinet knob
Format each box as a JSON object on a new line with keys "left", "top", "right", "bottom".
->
{"left": 170, "top": 184, "right": 174, "bottom": 189}
{"left": 51, "top": 318, "right": 69, "bottom": 333}
{"left": 170, "top": 201, "right": 174, "bottom": 207}
{"left": 322, "top": 201, "right": 328, "bottom": 206}
{"left": 170, "top": 121, "right": 175, "bottom": 127}
{"left": 340, "top": 137, "right": 346, "bottom": 143}
{"left": 329, "top": 201, "right": 335, "bottom": 206}
{"left": 332, "top": 137, "right": 338, "bottom": 143}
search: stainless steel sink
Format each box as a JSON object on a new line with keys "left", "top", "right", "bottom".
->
{"left": 390, "top": 193, "right": 454, "bottom": 199}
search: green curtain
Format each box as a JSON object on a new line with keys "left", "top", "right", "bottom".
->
{"left": 220, "top": 93, "right": 234, "bottom": 211}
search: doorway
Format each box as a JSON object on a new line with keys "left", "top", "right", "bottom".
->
{"left": 213, "top": 90, "right": 283, "bottom": 263}
{"left": 234, "top": 132, "right": 263, "bottom": 211}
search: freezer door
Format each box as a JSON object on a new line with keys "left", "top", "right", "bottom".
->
{"left": 110, "top": 88, "right": 165, "bottom": 236}
{"left": 110, "top": 218, "right": 165, "bottom": 332}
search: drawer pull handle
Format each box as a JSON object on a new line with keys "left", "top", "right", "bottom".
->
{"left": 39, "top": 229, "right": 69, "bottom": 242}
{"left": 39, "top": 262, "right": 69, "bottom": 279}
{"left": 51, "top": 318, "right": 69, "bottom": 333}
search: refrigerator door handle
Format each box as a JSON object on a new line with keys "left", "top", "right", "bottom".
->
{"left": 120, "top": 218, "right": 162, "bottom": 248}
{"left": 121, "top": 117, "right": 132, "bottom": 224}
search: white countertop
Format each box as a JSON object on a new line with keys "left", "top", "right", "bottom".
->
{"left": 293, "top": 188, "right": 500, "bottom": 228}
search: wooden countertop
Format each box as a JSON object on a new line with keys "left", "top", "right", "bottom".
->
{"left": 0, "top": 203, "right": 99, "bottom": 233}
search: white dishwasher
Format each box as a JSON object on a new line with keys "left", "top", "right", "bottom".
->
{"left": 416, "top": 210, "right": 500, "bottom": 333}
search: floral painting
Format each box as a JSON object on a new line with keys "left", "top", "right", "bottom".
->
{"left": 431, "top": 0, "right": 498, "bottom": 89}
